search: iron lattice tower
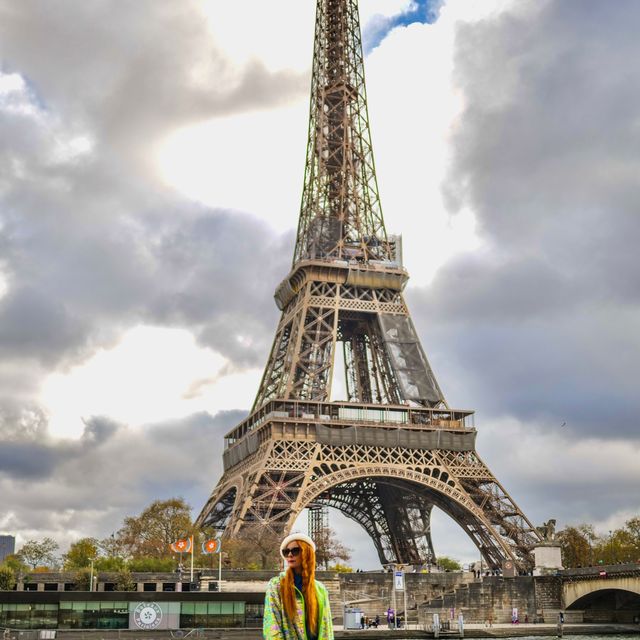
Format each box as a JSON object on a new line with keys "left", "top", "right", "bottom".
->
{"left": 196, "top": 0, "right": 541, "bottom": 569}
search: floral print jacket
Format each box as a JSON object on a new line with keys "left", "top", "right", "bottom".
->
{"left": 263, "top": 572, "right": 334, "bottom": 639}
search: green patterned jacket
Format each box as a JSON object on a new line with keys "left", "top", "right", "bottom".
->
{"left": 263, "top": 572, "right": 334, "bottom": 639}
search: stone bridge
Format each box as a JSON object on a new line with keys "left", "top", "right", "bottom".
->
{"left": 562, "top": 564, "right": 640, "bottom": 623}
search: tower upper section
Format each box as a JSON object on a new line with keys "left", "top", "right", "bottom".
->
{"left": 293, "top": 0, "right": 393, "bottom": 265}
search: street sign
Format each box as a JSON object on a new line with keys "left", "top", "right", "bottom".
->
{"left": 394, "top": 570, "right": 404, "bottom": 590}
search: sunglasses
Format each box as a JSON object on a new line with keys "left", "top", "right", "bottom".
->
{"left": 282, "top": 546, "right": 302, "bottom": 557}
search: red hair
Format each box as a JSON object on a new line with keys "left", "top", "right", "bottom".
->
{"left": 280, "top": 540, "right": 318, "bottom": 635}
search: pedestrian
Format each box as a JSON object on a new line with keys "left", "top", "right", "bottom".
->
{"left": 360, "top": 614, "right": 365, "bottom": 629}
{"left": 374, "top": 614, "right": 380, "bottom": 628}
{"left": 263, "top": 533, "right": 334, "bottom": 639}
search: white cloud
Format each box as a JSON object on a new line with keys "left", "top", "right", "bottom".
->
{"left": 156, "top": 104, "right": 308, "bottom": 231}
{"left": 40, "top": 326, "right": 259, "bottom": 438}
{"left": 201, "top": 1, "right": 315, "bottom": 73}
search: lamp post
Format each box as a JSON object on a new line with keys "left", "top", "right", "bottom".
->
{"left": 609, "top": 530, "right": 613, "bottom": 564}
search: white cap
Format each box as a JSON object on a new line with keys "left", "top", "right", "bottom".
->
{"left": 280, "top": 533, "right": 316, "bottom": 554}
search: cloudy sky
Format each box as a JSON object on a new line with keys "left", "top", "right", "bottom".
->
{"left": 1, "top": 0, "right": 639, "bottom": 569}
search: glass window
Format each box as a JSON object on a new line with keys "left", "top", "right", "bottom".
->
{"left": 207, "top": 602, "right": 221, "bottom": 614}
{"left": 245, "top": 602, "right": 264, "bottom": 628}
{"left": 97, "top": 601, "right": 128, "bottom": 629}
{"left": 180, "top": 602, "right": 195, "bottom": 628}
{"left": 32, "top": 604, "right": 58, "bottom": 629}
{"left": 220, "top": 602, "right": 234, "bottom": 614}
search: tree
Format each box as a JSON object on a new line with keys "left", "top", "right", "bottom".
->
{"left": 72, "top": 568, "right": 92, "bottom": 591}
{"left": 114, "top": 570, "right": 137, "bottom": 592}
{"left": 63, "top": 538, "right": 99, "bottom": 569}
{"left": 1, "top": 554, "right": 28, "bottom": 576}
{"left": 623, "top": 517, "right": 640, "bottom": 561}
{"left": 18, "top": 538, "right": 59, "bottom": 569}
{"left": 223, "top": 527, "right": 282, "bottom": 570}
{"left": 314, "top": 527, "right": 351, "bottom": 570}
{"left": 0, "top": 565, "right": 16, "bottom": 591}
{"left": 127, "top": 557, "right": 175, "bottom": 572}
{"left": 98, "top": 534, "right": 127, "bottom": 560}
{"left": 437, "top": 556, "right": 462, "bottom": 571}
{"left": 117, "top": 497, "right": 193, "bottom": 559}
{"left": 95, "top": 556, "right": 127, "bottom": 572}
{"left": 328, "top": 563, "right": 353, "bottom": 573}
{"left": 557, "top": 525, "right": 595, "bottom": 567}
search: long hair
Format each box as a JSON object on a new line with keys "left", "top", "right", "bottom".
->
{"left": 280, "top": 540, "right": 318, "bottom": 635}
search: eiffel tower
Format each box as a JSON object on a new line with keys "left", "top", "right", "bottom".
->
{"left": 196, "top": 0, "right": 541, "bottom": 569}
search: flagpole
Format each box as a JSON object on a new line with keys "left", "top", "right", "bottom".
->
{"left": 218, "top": 549, "right": 222, "bottom": 590}
{"left": 190, "top": 535, "right": 194, "bottom": 583}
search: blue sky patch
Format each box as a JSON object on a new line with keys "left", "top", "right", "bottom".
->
{"left": 362, "top": 0, "right": 443, "bottom": 53}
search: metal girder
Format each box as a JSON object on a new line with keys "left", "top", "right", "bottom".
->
{"left": 294, "top": 0, "right": 392, "bottom": 263}
{"left": 197, "top": 432, "right": 542, "bottom": 569}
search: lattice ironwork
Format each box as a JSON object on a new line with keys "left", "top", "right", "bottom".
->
{"left": 196, "top": 0, "right": 542, "bottom": 570}
{"left": 294, "top": 0, "right": 391, "bottom": 264}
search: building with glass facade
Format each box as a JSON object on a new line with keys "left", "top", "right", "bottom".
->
{"left": 0, "top": 592, "right": 264, "bottom": 630}
{"left": 0, "top": 535, "right": 15, "bottom": 562}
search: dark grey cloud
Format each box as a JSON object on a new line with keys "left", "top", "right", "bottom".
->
{"left": 0, "top": 410, "right": 241, "bottom": 536}
{"left": 412, "top": 0, "right": 640, "bottom": 443}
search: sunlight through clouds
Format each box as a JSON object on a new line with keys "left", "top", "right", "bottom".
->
{"left": 40, "top": 326, "right": 258, "bottom": 439}
{"left": 156, "top": 105, "right": 308, "bottom": 231}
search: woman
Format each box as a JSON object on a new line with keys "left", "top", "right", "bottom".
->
{"left": 263, "top": 533, "right": 333, "bottom": 639}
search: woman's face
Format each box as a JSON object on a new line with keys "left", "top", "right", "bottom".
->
{"left": 282, "top": 541, "right": 303, "bottom": 572}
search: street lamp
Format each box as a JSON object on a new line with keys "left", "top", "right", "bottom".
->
{"left": 609, "top": 531, "right": 613, "bottom": 564}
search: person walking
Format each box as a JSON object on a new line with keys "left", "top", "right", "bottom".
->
{"left": 263, "top": 533, "right": 334, "bottom": 639}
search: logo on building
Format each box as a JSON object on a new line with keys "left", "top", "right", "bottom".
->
{"left": 133, "top": 603, "right": 163, "bottom": 630}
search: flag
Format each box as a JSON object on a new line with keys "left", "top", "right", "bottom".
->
{"left": 202, "top": 538, "right": 222, "bottom": 554}
{"left": 170, "top": 536, "right": 193, "bottom": 553}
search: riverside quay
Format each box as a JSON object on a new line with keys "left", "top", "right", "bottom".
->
{"left": 2, "top": 566, "right": 640, "bottom": 630}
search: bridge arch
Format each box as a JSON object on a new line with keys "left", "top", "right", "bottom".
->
{"left": 564, "top": 577, "right": 640, "bottom": 609}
